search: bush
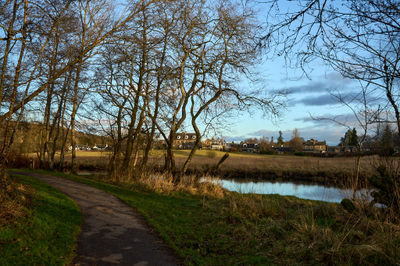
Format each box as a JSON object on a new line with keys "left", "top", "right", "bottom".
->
{"left": 369, "top": 164, "right": 400, "bottom": 222}
{"left": 340, "top": 198, "right": 356, "bottom": 213}
{"left": 6, "top": 152, "right": 35, "bottom": 168}
{"left": 260, "top": 150, "right": 276, "bottom": 155}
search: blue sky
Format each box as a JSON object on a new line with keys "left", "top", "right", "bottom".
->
{"left": 218, "top": 1, "right": 374, "bottom": 146}
{"left": 222, "top": 57, "right": 359, "bottom": 145}
{"left": 109, "top": 1, "right": 375, "bottom": 146}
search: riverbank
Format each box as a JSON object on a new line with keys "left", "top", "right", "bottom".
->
{"left": 10, "top": 169, "right": 399, "bottom": 265}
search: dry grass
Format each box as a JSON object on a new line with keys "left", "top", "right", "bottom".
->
{"left": 0, "top": 174, "right": 34, "bottom": 225}
{"left": 148, "top": 150, "right": 373, "bottom": 169}
{"left": 24, "top": 151, "right": 111, "bottom": 170}
{"left": 74, "top": 170, "right": 400, "bottom": 264}
{"left": 203, "top": 187, "right": 400, "bottom": 264}
{"left": 148, "top": 151, "right": 379, "bottom": 186}
{"left": 97, "top": 171, "right": 227, "bottom": 199}
{"left": 28, "top": 149, "right": 375, "bottom": 174}
{"left": 25, "top": 150, "right": 110, "bottom": 158}
{"left": 24, "top": 150, "right": 394, "bottom": 187}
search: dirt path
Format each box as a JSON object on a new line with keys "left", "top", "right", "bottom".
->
{"left": 13, "top": 171, "right": 180, "bottom": 266}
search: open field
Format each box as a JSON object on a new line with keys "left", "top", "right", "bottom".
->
{"left": 16, "top": 169, "right": 400, "bottom": 265}
{"left": 23, "top": 150, "right": 392, "bottom": 186}
{"left": 67, "top": 150, "right": 380, "bottom": 186}
{"left": 169, "top": 150, "right": 376, "bottom": 183}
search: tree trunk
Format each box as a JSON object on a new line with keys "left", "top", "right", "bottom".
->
{"left": 0, "top": 158, "right": 8, "bottom": 192}
{"left": 352, "top": 154, "right": 361, "bottom": 200}
{"left": 70, "top": 61, "right": 83, "bottom": 173}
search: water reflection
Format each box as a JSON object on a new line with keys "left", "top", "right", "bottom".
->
{"left": 213, "top": 179, "right": 372, "bottom": 203}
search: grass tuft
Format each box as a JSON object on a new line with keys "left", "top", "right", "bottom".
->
{"left": 0, "top": 173, "right": 82, "bottom": 265}
{"left": 0, "top": 174, "right": 33, "bottom": 226}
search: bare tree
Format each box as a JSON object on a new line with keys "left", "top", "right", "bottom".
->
{"left": 0, "top": 0, "right": 158, "bottom": 187}
{"left": 92, "top": 44, "right": 130, "bottom": 180}
{"left": 0, "top": 0, "right": 63, "bottom": 188}
{"left": 267, "top": 0, "right": 400, "bottom": 134}
{"left": 144, "top": 0, "right": 283, "bottom": 182}
{"left": 289, "top": 128, "right": 303, "bottom": 152}
{"left": 87, "top": 0, "right": 284, "bottom": 182}
{"left": 259, "top": 0, "right": 400, "bottom": 202}
{"left": 312, "top": 82, "right": 382, "bottom": 199}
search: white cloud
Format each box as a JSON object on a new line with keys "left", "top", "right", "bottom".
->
{"left": 225, "top": 125, "right": 347, "bottom": 145}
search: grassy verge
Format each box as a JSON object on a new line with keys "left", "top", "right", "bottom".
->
{"left": 30, "top": 169, "right": 400, "bottom": 265}
{"left": 0, "top": 173, "right": 82, "bottom": 265}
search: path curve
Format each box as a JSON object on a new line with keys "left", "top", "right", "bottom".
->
{"left": 14, "top": 171, "right": 180, "bottom": 266}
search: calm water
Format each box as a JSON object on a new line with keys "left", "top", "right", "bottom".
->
{"left": 77, "top": 171, "right": 372, "bottom": 203}
{"left": 212, "top": 179, "right": 372, "bottom": 203}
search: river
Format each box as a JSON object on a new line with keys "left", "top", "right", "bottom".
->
{"left": 210, "top": 178, "right": 372, "bottom": 203}
{"left": 76, "top": 171, "right": 372, "bottom": 203}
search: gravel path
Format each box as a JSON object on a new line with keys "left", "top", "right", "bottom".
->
{"left": 14, "top": 171, "right": 180, "bottom": 266}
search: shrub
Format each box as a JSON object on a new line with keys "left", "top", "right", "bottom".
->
{"left": 6, "top": 152, "right": 35, "bottom": 168}
{"left": 340, "top": 198, "right": 356, "bottom": 213}
{"left": 260, "top": 150, "right": 275, "bottom": 155}
{"left": 369, "top": 164, "right": 400, "bottom": 222}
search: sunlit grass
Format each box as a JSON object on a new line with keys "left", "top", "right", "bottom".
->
{"left": 28, "top": 170, "right": 400, "bottom": 265}
{"left": 1, "top": 173, "right": 82, "bottom": 265}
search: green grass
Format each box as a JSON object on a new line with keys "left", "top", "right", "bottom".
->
{"left": 0, "top": 173, "right": 82, "bottom": 265}
{"left": 27, "top": 169, "right": 400, "bottom": 265}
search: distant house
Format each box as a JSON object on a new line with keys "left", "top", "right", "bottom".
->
{"left": 202, "top": 137, "right": 225, "bottom": 150}
{"left": 92, "top": 144, "right": 109, "bottom": 150}
{"left": 174, "top": 132, "right": 198, "bottom": 149}
{"left": 211, "top": 138, "right": 225, "bottom": 150}
{"left": 68, "top": 144, "right": 91, "bottom": 151}
{"left": 341, "top": 145, "right": 358, "bottom": 153}
{"left": 327, "top": 146, "right": 341, "bottom": 154}
{"left": 272, "top": 144, "right": 292, "bottom": 154}
{"left": 361, "top": 141, "right": 382, "bottom": 153}
{"left": 79, "top": 145, "right": 91, "bottom": 151}
{"left": 241, "top": 143, "right": 259, "bottom": 153}
{"left": 303, "top": 139, "right": 327, "bottom": 153}
{"left": 202, "top": 138, "right": 213, "bottom": 149}
{"left": 211, "top": 143, "right": 224, "bottom": 150}
{"left": 224, "top": 142, "right": 241, "bottom": 152}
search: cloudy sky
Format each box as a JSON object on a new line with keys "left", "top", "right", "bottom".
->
{"left": 222, "top": 57, "right": 364, "bottom": 145}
